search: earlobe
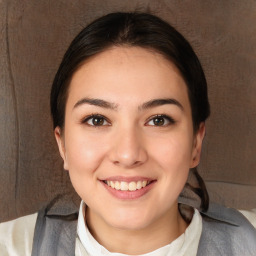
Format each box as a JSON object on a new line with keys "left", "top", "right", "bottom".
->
{"left": 190, "top": 122, "right": 206, "bottom": 168}
{"left": 54, "top": 127, "right": 69, "bottom": 170}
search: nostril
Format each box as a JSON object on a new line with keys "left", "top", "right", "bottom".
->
{"left": 112, "top": 159, "right": 142, "bottom": 167}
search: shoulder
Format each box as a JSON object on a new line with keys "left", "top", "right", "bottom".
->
{"left": 239, "top": 208, "right": 256, "bottom": 229}
{"left": 0, "top": 213, "right": 37, "bottom": 256}
{"left": 198, "top": 203, "right": 256, "bottom": 256}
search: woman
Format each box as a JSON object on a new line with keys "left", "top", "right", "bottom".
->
{"left": 1, "top": 12, "right": 256, "bottom": 256}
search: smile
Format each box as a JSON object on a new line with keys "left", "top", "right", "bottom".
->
{"left": 104, "top": 180, "right": 149, "bottom": 191}
{"left": 101, "top": 178, "right": 156, "bottom": 199}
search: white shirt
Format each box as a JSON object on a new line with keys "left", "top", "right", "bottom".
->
{"left": 0, "top": 202, "right": 256, "bottom": 256}
{"left": 76, "top": 201, "right": 202, "bottom": 256}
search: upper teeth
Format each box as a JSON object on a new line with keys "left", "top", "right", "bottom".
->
{"left": 106, "top": 180, "right": 148, "bottom": 191}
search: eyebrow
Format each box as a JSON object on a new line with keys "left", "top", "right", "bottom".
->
{"left": 73, "top": 98, "right": 118, "bottom": 110}
{"left": 139, "top": 98, "right": 184, "bottom": 111}
{"left": 73, "top": 97, "right": 183, "bottom": 111}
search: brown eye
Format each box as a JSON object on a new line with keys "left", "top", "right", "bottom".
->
{"left": 153, "top": 117, "right": 165, "bottom": 126}
{"left": 146, "top": 115, "right": 175, "bottom": 126}
{"left": 83, "top": 114, "right": 110, "bottom": 126}
{"left": 92, "top": 116, "right": 104, "bottom": 126}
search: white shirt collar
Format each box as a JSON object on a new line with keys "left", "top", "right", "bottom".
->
{"left": 77, "top": 201, "right": 202, "bottom": 256}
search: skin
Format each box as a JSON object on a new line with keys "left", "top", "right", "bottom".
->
{"left": 55, "top": 46, "right": 205, "bottom": 254}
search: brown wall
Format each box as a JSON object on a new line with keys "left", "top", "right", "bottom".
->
{"left": 1, "top": 0, "right": 256, "bottom": 222}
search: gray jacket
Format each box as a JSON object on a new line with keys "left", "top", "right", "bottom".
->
{"left": 31, "top": 197, "right": 256, "bottom": 256}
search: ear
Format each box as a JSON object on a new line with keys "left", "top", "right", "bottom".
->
{"left": 54, "top": 126, "right": 69, "bottom": 170}
{"left": 190, "top": 122, "right": 206, "bottom": 168}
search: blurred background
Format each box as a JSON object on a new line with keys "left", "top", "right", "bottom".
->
{"left": 1, "top": 0, "right": 256, "bottom": 222}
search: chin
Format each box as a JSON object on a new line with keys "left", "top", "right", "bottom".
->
{"left": 109, "top": 217, "right": 151, "bottom": 231}
{"left": 105, "top": 207, "right": 155, "bottom": 231}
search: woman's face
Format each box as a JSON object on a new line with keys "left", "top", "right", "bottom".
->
{"left": 55, "top": 46, "right": 205, "bottom": 232}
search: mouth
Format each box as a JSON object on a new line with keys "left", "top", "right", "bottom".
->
{"left": 100, "top": 176, "right": 156, "bottom": 199}
{"left": 103, "top": 180, "right": 152, "bottom": 191}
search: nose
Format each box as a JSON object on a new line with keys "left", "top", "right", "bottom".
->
{"left": 108, "top": 126, "right": 148, "bottom": 168}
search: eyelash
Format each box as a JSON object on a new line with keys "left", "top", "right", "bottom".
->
{"left": 146, "top": 114, "right": 176, "bottom": 127}
{"left": 80, "top": 114, "right": 175, "bottom": 127}
{"left": 81, "top": 114, "right": 110, "bottom": 127}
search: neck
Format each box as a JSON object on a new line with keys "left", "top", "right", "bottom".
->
{"left": 85, "top": 204, "right": 188, "bottom": 255}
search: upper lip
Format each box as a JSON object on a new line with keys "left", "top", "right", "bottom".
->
{"left": 100, "top": 176, "right": 155, "bottom": 183}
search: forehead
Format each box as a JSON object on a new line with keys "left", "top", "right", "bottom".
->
{"left": 74, "top": 46, "right": 182, "bottom": 78}
{"left": 67, "top": 46, "right": 190, "bottom": 110}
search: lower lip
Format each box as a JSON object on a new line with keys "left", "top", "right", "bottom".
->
{"left": 101, "top": 181, "right": 156, "bottom": 200}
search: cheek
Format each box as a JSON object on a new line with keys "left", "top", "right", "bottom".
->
{"left": 64, "top": 132, "right": 109, "bottom": 201}
{"left": 64, "top": 131, "right": 107, "bottom": 174}
{"left": 152, "top": 134, "right": 192, "bottom": 201}
{"left": 149, "top": 132, "right": 193, "bottom": 169}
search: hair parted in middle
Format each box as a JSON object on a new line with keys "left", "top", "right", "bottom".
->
{"left": 51, "top": 12, "right": 210, "bottom": 130}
